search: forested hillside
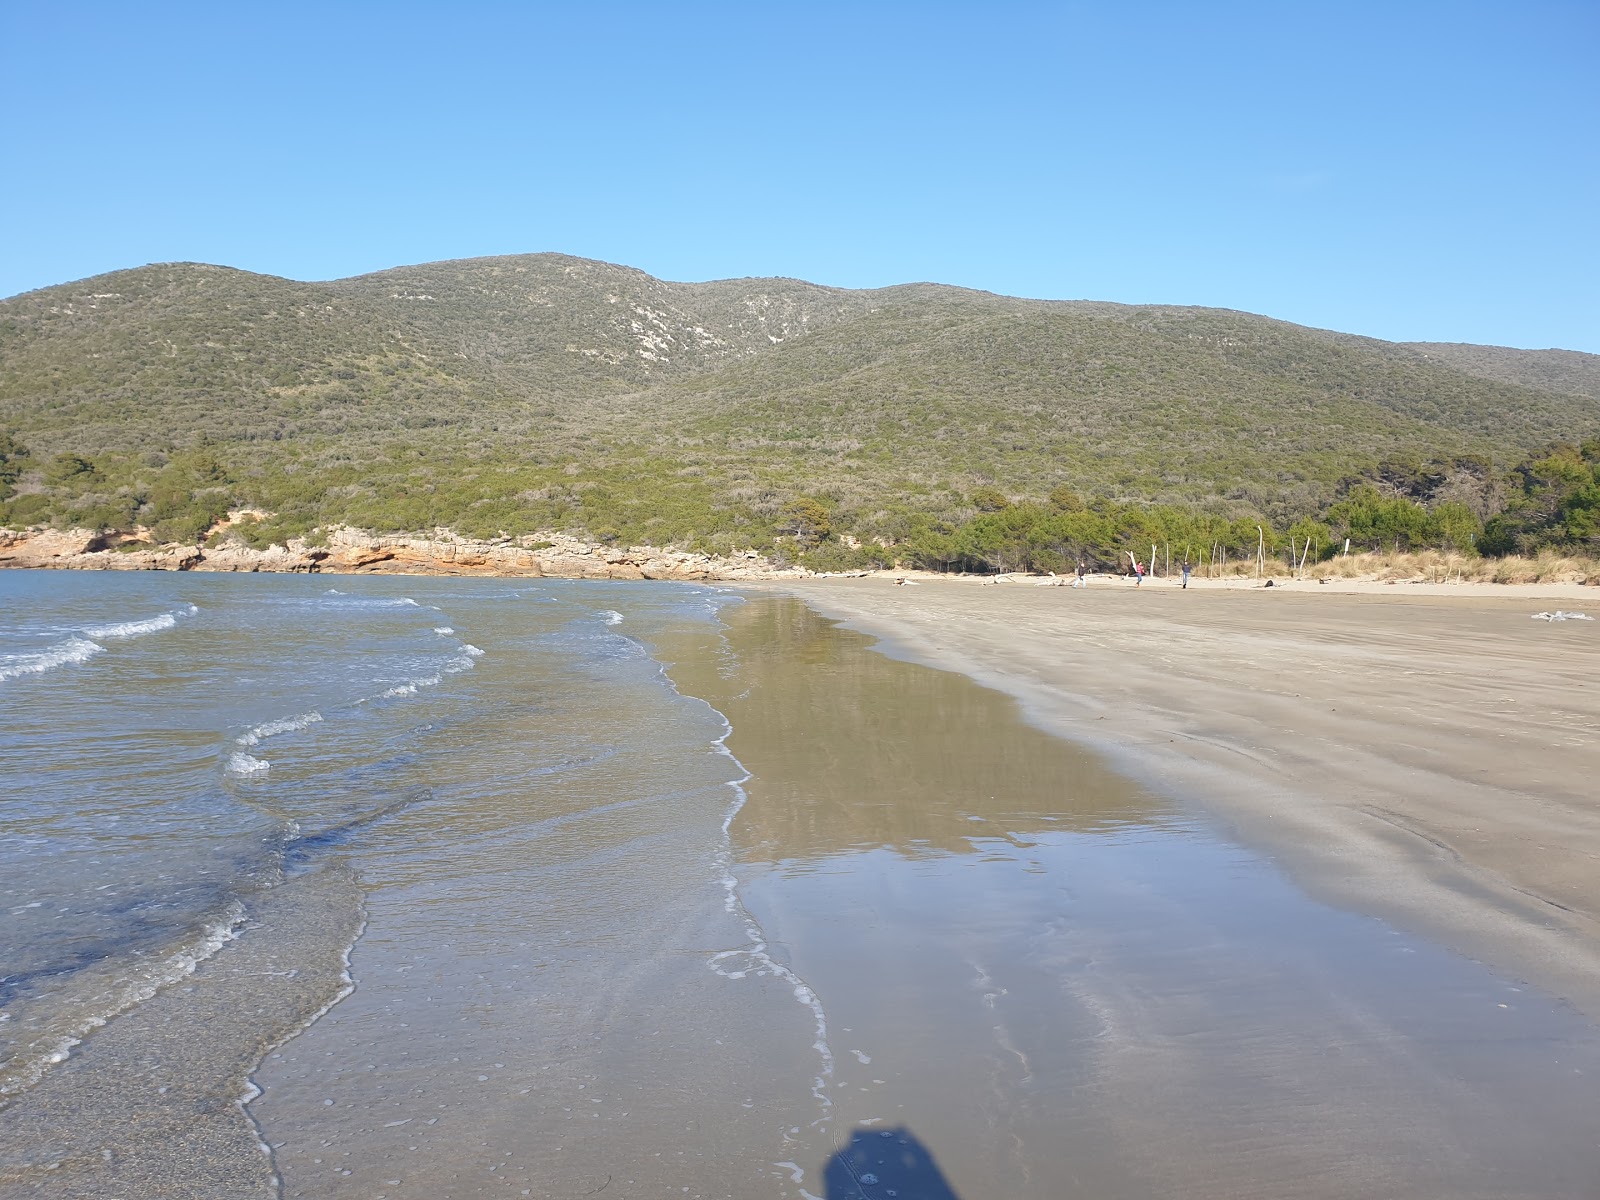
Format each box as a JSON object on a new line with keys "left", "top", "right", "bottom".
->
{"left": 2, "top": 254, "right": 1596, "bottom": 567}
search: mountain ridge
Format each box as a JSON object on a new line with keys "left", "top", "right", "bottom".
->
{"left": 2, "top": 253, "right": 1596, "bottom": 554}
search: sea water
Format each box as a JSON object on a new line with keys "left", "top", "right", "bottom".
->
{"left": 1, "top": 571, "right": 816, "bottom": 1197}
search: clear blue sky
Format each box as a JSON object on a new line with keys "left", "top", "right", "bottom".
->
{"left": 3, "top": 2, "right": 1596, "bottom": 351}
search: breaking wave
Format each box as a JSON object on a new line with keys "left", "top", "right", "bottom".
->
{"left": 0, "top": 636, "right": 105, "bottom": 682}
{"left": 226, "top": 751, "right": 271, "bottom": 777}
{"left": 238, "top": 711, "right": 323, "bottom": 747}
{"left": 83, "top": 603, "right": 197, "bottom": 640}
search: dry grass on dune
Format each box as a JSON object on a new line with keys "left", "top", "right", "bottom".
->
{"left": 1304, "top": 550, "right": 1600, "bottom": 585}
{"left": 1173, "top": 549, "right": 1600, "bottom": 585}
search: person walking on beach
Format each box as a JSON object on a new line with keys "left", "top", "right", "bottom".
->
{"left": 1128, "top": 552, "right": 1144, "bottom": 586}
{"left": 1074, "top": 558, "right": 1087, "bottom": 588}
{"left": 1181, "top": 560, "right": 1191, "bottom": 589}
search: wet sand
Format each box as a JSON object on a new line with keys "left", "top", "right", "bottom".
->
{"left": 680, "top": 597, "right": 1600, "bottom": 1198}
{"left": 766, "top": 577, "right": 1600, "bottom": 1024}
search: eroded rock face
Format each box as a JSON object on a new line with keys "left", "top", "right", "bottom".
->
{"left": 0, "top": 528, "right": 100, "bottom": 562}
{"left": 0, "top": 526, "right": 811, "bottom": 583}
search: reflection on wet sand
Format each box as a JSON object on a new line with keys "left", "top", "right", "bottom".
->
{"left": 678, "top": 598, "right": 1600, "bottom": 1200}
{"left": 666, "top": 595, "right": 1166, "bottom": 865}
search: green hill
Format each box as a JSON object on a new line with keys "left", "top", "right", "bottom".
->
{"left": 1, "top": 253, "right": 1596, "bottom": 556}
{"left": 1397, "top": 342, "right": 1600, "bottom": 402}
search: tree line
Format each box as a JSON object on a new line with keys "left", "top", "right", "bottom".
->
{"left": 813, "top": 443, "right": 1600, "bottom": 574}
{"left": 2, "top": 430, "right": 1597, "bottom": 572}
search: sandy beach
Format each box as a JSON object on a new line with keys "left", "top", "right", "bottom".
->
{"left": 766, "top": 574, "right": 1600, "bottom": 1023}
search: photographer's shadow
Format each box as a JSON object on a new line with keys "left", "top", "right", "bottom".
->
{"left": 823, "top": 1125, "right": 961, "bottom": 1199}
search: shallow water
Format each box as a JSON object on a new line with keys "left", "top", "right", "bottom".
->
{"left": 1, "top": 574, "right": 1596, "bottom": 1198}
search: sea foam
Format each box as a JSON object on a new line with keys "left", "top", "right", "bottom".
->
{"left": 701, "top": 706, "right": 835, "bottom": 1124}
{"left": 0, "top": 637, "right": 105, "bottom": 682}
{"left": 0, "top": 902, "right": 246, "bottom": 1099}
{"left": 226, "top": 751, "right": 271, "bottom": 777}
{"left": 238, "top": 711, "right": 323, "bottom": 747}
{"left": 83, "top": 604, "right": 195, "bottom": 640}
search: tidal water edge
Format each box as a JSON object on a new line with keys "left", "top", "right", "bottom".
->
{"left": 0, "top": 573, "right": 1596, "bottom": 1199}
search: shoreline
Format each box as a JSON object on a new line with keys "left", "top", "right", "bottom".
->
{"left": 0, "top": 525, "right": 811, "bottom": 582}
{"left": 5, "top": 522, "right": 1599, "bottom": 599}
{"left": 755, "top": 576, "right": 1600, "bottom": 1023}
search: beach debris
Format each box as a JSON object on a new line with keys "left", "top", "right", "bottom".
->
{"left": 1531, "top": 611, "right": 1594, "bottom": 622}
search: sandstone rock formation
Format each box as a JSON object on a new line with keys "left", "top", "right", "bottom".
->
{"left": 0, "top": 526, "right": 810, "bottom": 582}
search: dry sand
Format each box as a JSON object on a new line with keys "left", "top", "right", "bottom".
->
{"left": 764, "top": 574, "right": 1600, "bottom": 1022}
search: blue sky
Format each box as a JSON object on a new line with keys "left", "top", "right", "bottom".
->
{"left": 3, "top": 2, "right": 1596, "bottom": 351}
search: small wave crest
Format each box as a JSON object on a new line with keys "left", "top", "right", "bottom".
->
{"left": 237, "top": 711, "right": 323, "bottom": 747}
{"left": 602, "top": 610, "right": 624, "bottom": 626}
{"left": 226, "top": 751, "right": 271, "bottom": 777}
{"left": 0, "top": 902, "right": 246, "bottom": 1100}
{"left": 328, "top": 595, "right": 421, "bottom": 608}
{"left": 434, "top": 626, "right": 454, "bottom": 636}
{"left": 0, "top": 636, "right": 105, "bottom": 682}
{"left": 441, "top": 645, "right": 484, "bottom": 676}
{"left": 83, "top": 603, "right": 195, "bottom": 640}
{"left": 368, "top": 644, "right": 482, "bottom": 703}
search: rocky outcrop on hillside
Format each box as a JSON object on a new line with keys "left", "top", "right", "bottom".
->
{"left": 0, "top": 526, "right": 810, "bottom": 582}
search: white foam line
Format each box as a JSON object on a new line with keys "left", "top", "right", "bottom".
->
{"left": 0, "top": 636, "right": 104, "bottom": 682}
{"left": 635, "top": 598, "right": 835, "bottom": 1128}
{"left": 83, "top": 603, "right": 197, "bottom": 640}
{"left": 0, "top": 903, "right": 247, "bottom": 1099}
{"left": 602, "top": 609, "right": 624, "bottom": 626}
{"left": 243, "top": 900, "right": 369, "bottom": 1191}
{"left": 83, "top": 612, "right": 174, "bottom": 639}
{"left": 684, "top": 595, "right": 836, "bottom": 1127}
{"left": 238, "top": 711, "right": 323, "bottom": 746}
{"left": 703, "top": 717, "right": 835, "bottom": 1126}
